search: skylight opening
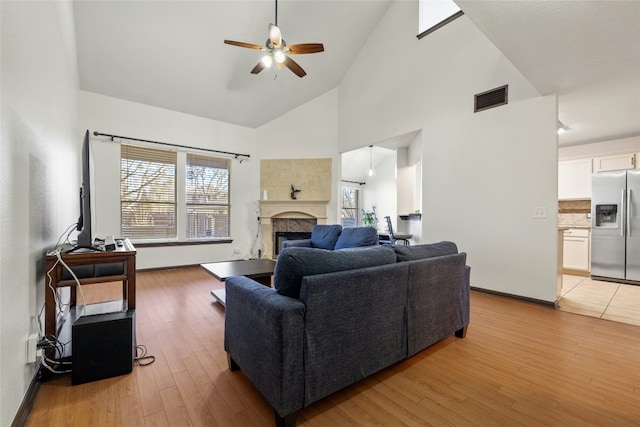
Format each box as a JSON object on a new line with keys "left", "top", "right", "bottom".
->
{"left": 418, "top": 0, "right": 464, "bottom": 39}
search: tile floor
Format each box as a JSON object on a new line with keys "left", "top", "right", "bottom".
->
{"left": 558, "top": 274, "right": 640, "bottom": 326}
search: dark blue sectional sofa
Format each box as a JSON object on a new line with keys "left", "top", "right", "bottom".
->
{"left": 224, "top": 241, "right": 470, "bottom": 427}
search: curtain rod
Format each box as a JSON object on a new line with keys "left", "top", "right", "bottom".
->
{"left": 93, "top": 131, "right": 251, "bottom": 159}
{"left": 341, "top": 179, "right": 366, "bottom": 185}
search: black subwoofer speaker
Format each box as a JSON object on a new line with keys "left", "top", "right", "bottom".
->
{"left": 72, "top": 308, "right": 135, "bottom": 385}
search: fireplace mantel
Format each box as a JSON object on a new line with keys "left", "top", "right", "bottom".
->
{"left": 259, "top": 200, "right": 329, "bottom": 259}
{"left": 260, "top": 200, "right": 329, "bottom": 220}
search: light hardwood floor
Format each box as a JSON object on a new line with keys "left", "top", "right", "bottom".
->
{"left": 26, "top": 266, "right": 640, "bottom": 426}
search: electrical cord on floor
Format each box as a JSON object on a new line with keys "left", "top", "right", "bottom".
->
{"left": 134, "top": 344, "right": 155, "bottom": 366}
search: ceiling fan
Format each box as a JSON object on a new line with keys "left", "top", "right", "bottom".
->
{"left": 224, "top": 0, "right": 324, "bottom": 78}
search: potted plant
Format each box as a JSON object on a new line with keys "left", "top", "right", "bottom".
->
{"left": 361, "top": 205, "right": 378, "bottom": 229}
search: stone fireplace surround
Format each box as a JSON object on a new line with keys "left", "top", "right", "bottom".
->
{"left": 260, "top": 200, "right": 329, "bottom": 259}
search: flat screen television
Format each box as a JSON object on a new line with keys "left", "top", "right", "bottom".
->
{"left": 67, "top": 130, "right": 96, "bottom": 252}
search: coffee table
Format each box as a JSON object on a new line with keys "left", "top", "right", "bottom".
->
{"left": 201, "top": 259, "right": 276, "bottom": 307}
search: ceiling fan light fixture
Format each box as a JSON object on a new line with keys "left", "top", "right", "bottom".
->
{"left": 223, "top": 0, "right": 324, "bottom": 78}
{"left": 273, "top": 49, "right": 286, "bottom": 64}
{"left": 261, "top": 54, "right": 273, "bottom": 67}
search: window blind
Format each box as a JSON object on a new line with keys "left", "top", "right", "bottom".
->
{"left": 120, "top": 144, "right": 177, "bottom": 240}
{"left": 186, "top": 153, "right": 230, "bottom": 239}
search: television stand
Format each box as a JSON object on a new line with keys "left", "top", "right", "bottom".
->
{"left": 43, "top": 239, "right": 137, "bottom": 379}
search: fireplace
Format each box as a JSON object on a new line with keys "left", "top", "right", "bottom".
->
{"left": 259, "top": 200, "right": 329, "bottom": 259}
{"left": 275, "top": 231, "right": 312, "bottom": 255}
{"left": 272, "top": 217, "right": 316, "bottom": 256}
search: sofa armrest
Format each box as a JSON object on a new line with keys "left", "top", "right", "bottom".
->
{"left": 282, "top": 239, "right": 312, "bottom": 249}
{"left": 406, "top": 252, "right": 470, "bottom": 356}
{"left": 224, "top": 276, "right": 306, "bottom": 418}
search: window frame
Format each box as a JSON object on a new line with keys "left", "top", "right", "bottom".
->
{"left": 417, "top": 0, "right": 464, "bottom": 39}
{"left": 120, "top": 144, "right": 178, "bottom": 241}
{"left": 185, "top": 152, "right": 231, "bottom": 240}
{"left": 340, "top": 185, "right": 360, "bottom": 228}
{"left": 119, "top": 144, "right": 233, "bottom": 245}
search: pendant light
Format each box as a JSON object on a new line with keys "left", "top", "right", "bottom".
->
{"left": 367, "top": 145, "right": 375, "bottom": 177}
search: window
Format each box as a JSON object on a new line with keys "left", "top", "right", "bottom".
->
{"left": 121, "top": 145, "right": 177, "bottom": 240}
{"left": 418, "top": 0, "right": 463, "bottom": 39}
{"left": 186, "top": 153, "right": 230, "bottom": 239}
{"left": 120, "top": 144, "right": 231, "bottom": 242}
{"left": 340, "top": 186, "right": 359, "bottom": 227}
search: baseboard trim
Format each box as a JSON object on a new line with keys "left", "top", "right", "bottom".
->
{"left": 470, "top": 287, "right": 556, "bottom": 308}
{"left": 11, "top": 367, "right": 41, "bottom": 427}
{"left": 563, "top": 268, "right": 589, "bottom": 277}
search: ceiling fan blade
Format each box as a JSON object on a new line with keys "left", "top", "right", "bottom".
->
{"left": 269, "top": 24, "right": 282, "bottom": 48}
{"left": 284, "top": 56, "right": 307, "bottom": 78}
{"left": 286, "top": 43, "right": 325, "bottom": 54}
{"left": 224, "top": 40, "right": 264, "bottom": 50}
{"left": 250, "top": 61, "right": 266, "bottom": 75}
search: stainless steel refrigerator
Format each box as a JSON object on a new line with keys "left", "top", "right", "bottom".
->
{"left": 591, "top": 169, "right": 640, "bottom": 283}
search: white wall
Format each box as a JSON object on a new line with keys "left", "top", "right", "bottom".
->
{"left": 79, "top": 91, "right": 258, "bottom": 268}
{"left": 257, "top": 89, "right": 341, "bottom": 223}
{"left": 338, "top": 0, "right": 558, "bottom": 302}
{"left": 0, "top": 2, "right": 79, "bottom": 424}
{"left": 559, "top": 135, "right": 640, "bottom": 160}
{"left": 423, "top": 96, "right": 558, "bottom": 300}
{"left": 396, "top": 147, "right": 416, "bottom": 235}
{"left": 408, "top": 134, "right": 423, "bottom": 241}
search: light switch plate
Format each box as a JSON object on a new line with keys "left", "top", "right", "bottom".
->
{"left": 532, "top": 207, "right": 547, "bottom": 219}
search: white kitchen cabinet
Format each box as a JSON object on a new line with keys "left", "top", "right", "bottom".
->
{"left": 558, "top": 159, "right": 592, "bottom": 199}
{"left": 562, "top": 228, "right": 590, "bottom": 272}
{"left": 593, "top": 153, "right": 636, "bottom": 172}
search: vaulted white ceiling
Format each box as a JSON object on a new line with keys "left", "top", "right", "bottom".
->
{"left": 73, "top": 1, "right": 640, "bottom": 148}
{"left": 73, "top": 0, "right": 392, "bottom": 129}
{"left": 457, "top": 0, "right": 640, "bottom": 147}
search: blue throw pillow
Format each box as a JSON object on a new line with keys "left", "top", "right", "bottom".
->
{"left": 334, "top": 227, "right": 378, "bottom": 250}
{"left": 393, "top": 241, "right": 458, "bottom": 262}
{"left": 274, "top": 246, "right": 396, "bottom": 298}
{"left": 310, "top": 224, "right": 342, "bottom": 250}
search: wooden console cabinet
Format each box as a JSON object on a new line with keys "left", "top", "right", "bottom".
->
{"left": 44, "top": 239, "right": 137, "bottom": 340}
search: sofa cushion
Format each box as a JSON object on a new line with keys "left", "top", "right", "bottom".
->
{"left": 310, "top": 224, "right": 342, "bottom": 250}
{"left": 274, "top": 245, "right": 396, "bottom": 298}
{"left": 333, "top": 227, "right": 378, "bottom": 250}
{"left": 393, "top": 241, "right": 458, "bottom": 262}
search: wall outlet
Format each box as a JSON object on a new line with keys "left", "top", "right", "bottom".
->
{"left": 26, "top": 333, "right": 39, "bottom": 364}
{"left": 532, "top": 207, "right": 547, "bottom": 219}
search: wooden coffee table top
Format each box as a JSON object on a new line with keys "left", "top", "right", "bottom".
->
{"left": 201, "top": 259, "right": 276, "bottom": 282}
{"left": 202, "top": 259, "right": 276, "bottom": 308}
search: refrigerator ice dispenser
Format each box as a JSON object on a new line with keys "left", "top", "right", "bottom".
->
{"left": 595, "top": 204, "right": 618, "bottom": 227}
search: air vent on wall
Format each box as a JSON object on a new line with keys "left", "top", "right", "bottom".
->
{"left": 474, "top": 84, "right": 508, "bottom": 112}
